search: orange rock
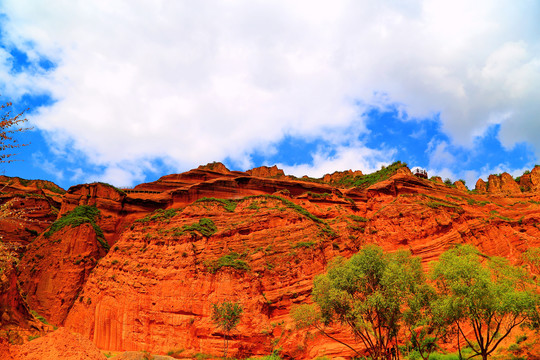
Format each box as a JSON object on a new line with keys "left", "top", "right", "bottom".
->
{"left": 322, "top": 170, "right": 363, "bottom": 184}
{"left": 454, "top": 180, "right": 468, "bottom": 191}
{"left": 246, "top": 165, "right": 285, "bottom": 178}
{"left": 520, "top": 166, "right": 540, "bottom": 192}
{"left": 475, "top": 178, "right": 487, "bottom": 193}
{"left": 487, "top": 173, "right": 521, "bottom": 194}
{"left": 197, "top": 162, "right": 231, "bottom": 174}
{"left": 18, "top": 224, "right": 105, "bottom": 326}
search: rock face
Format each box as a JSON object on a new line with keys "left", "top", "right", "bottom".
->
{"left": 519, "top": 166, "right": 540, "bottom": 192}
{"left": 3, "top": 165, "right": 540, "bottom": 359}
{"left": 0, "top": 243, "right": 43, "bottom": 341}
{"left": 487, "top": 173, "right": 521, "bottom": 194}
{"left": 18, "top": 224, "right": 105, "bottom": 325}
{"left": 454, "top": 180, "right": 468, "bottom": 191}
{"left": 0, "top": 176, "right": 62, "bottom": 249}
{"left": 475, "top": 178, "right": 487, "bottom": 193}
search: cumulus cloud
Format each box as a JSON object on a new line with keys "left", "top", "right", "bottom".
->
{"left": 0, "top": 0, "right": 539, "bottom": 184}
{"left": 279, "top": 142, "right": 395, "bottom": 178}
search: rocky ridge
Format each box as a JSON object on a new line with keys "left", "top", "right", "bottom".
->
{"left": 1, "top": 163, "right": 540, "bottom": 359}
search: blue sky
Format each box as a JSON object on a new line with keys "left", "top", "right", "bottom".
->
{"left": 1, "top": 1, "right": 539, "bottom": 190}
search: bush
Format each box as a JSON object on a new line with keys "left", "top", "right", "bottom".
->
{"left": 43, "top": 205, "right": 109, "bottom": 250}
{"left": 180, "top": 218, "right": 217, "bottom": 237}
{"left": 207, "top": 252, "right": 250, "bottom": 273}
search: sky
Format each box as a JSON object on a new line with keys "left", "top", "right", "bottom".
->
{"left": 0, "top": 0, "right": 539, "bottom": 190}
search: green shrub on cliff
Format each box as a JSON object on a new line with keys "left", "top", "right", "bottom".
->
{"left": 332, "top": 161, "right": 407, "bottom": 188}
{"left": 174, "top": 217, "right": 217, "bottom": 238}
{"left": 44, "top": 205, "right": 109, "bottom": 251}
{"left": 207, "top": 252, "right": 249, "bottom": 273}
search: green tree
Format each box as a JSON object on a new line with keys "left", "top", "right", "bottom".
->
{"left": 402, "top": 283, "right": 449, "bottom": 360}
{"left": 301, "top": 245, "right": 426, "bottom": 360}
{"left": 211, "top": 300, "right": 243, "bottom": 358}
{"left": 1, "top": 99, "right": 31, "bottom": 164}
{"left": 432, "top": 245, "right": 540, "bottom": 360}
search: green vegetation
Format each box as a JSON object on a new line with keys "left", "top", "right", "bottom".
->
{"left": 38, "top": 182, "right": 66, "bottom": 194}
{"left": 195, "top": 197, "right": 237, "bottom": 212}
{"left": 30, "top": 310, "right": 50, "bottom": 325}
{"left": 173, "top": 218, "right": 217, "bottom": 238}
{"left": 292, "top": 241, "right": 316, "bottom": 249}
{"left": 43, "top": 205, "right": 109, "bottom": 251}
{"left": 207, "top": 252, "right": 250, "bottom": 273}
{"left": 348, "top": 214, "right": 369, "bottom": 222}
{"left": 432, "top": 245, "right": 539, "bottom": 360}
{"left": 467, "top": 198, "right": 490, "bottom": 206}
{"left": 293, "top": 245, "right": 427, "bottom": 360}
{"left": 332, "top": 161, "right": 408, "bottom": 188}
{"left": 212, "top": 300, "right": 243, "bottom": 358}
{"left": 419, "top": 194, "right": 463, "bottom": 212}
{"left": 135, "top": 208, "right": 179, "bottom": 224}
{"left": 307, "top": 191, "right": 331, "bottom": 199}
{"left": 293, "top": 244, "right": 539, "bottom": 360}
{"left": 166, "top": 348, "right": 185, "bottom": 357}
{"left": 257, "top": 194, "right": 335, "bottom": 237}
{"left": 193, "top": 353, "right": 213, "bottom": 360}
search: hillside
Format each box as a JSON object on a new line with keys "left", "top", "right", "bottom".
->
{"left": 1, "top": 162, "right": 539, "bottom": 359}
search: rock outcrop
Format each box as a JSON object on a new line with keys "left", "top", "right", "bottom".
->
{"left": 0, "top": 176, "right": 62, "bottom": 249}
{"left": 475, "top": 178, "right": 487, "bottom": 193}
{"left": 519, "top": 166, "right": 540, "bottom": 192}
{"left": 246, "top": 165, "right": 286, "bottom": 178}
{"left": 18, "top": 223, "right": 106, "bottom": 325}
{"left": 322, "top": 169, "right": 363, "bottom": 184}
{"left": 487, "top": 173, "right": 521, "bottom": 194}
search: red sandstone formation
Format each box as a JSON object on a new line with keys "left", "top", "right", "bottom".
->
{"left": 2, "top": 165, "right": 540, "bottom": 359}
{"left": 246, "top": 165, "right": 286, "bottom": 178}
{"left": 197, "top": 162, "right": 232, "bottom": 174}
{"left": 475, "top": 178, "right": 487, "bottom": 193}
{"left": 18, "top": 223, "right": 106, "bottom": 325}
{"left": 0, "top": 244, "right": 43, "bottom": 343}
{"left": 0, "top": 176, "right": 62, "bottom": 249}
{"left": 519, "top": 166, "right": 540, "bottom": 192}
{"left": 487, "top": 172, "right": 521, "bottom": 194}
{"left": 454, "top": 180, "right": 468, "bottom": 191}
{"left": 322, "top": 169, "right": 363, "bottom": 184}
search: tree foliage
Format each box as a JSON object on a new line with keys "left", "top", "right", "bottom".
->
{"left": 432, "top": 245, "right": 540, "bottom": 360}
{"left": 1, "top": 99, "right": 31, "bottom": 164}
{"left": 309, "top": 245, "right": 426, "bottom": 360}
{"left": 211, "top": 300, "right": 243, "bottom": 358}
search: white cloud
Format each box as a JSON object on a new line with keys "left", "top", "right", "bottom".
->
{"left": 279, "top": 142, "right": 395, "bottom": 178}
{"left": 0, "top": 0, "right": 539, "bottom": 184}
